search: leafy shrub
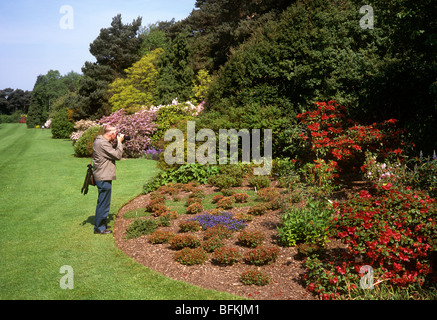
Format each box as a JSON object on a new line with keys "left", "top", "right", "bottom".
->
{"left": 233, "top": 212, "right": 253, "bottom": 222}
{"left": 185, "top": 197, "right": 202, "bottom": 207}
{"left": 179, "top": 220, "right": 202, "bottom": 232}
{"left": 296, "top": 100, "right": 411, "bottom": 173}
{"left": 208, "top": 174, "right": 242, "bottom": 190}
{"left": 211, "top": 195, "right": 224, "bottom": 203}
{"left": 98, "top": 108, "right": 158, "bottom": 158}
{"left": 169, "top": 164, "right": 220, "bottom": 185}
{"left": 203, "top": 225, "right": 234, "bottom": 240}
{"left": 234, "top": 193, "right": 249, "bottom": 203}
{"left": 189, "top": 189, "right": 206, "bottom": 199}
{"left": 189, "top": 212, "right": 247, "bottom": 231}
{"left": 143, "top": 165, "right": 218, "bottom": 194}
{"left": 331, "top": 183, "right": 437, "bottom": 288}
{"left": 238, "top": 230, "right": 264, "bottom": 248}
{"left": 296, "top": 243, "right": 322, "bottom": 256}
{"left": 216, "top": 196, "right": 235, "bottom": 209}
{"left": 247, "top": 203, "right": 268, "bottom": 216}
{"left": 244, "top": 246, "right": 279, "bottom": 266}
{"left": 405, "top": 154, "right": 437, "bottom": 198}
{"left": 125, "top": 218, "right": 158, "bottom": 239}
{"left": 73, "top": 125, "right": 104, "bottom": 157}
{"left": 303, "top": 182, "right": 437, "bottom": 300}
{"left": 240, "top": 270, "right": 271, "bottom": 286}
{"left": 201, "top": 237, "right": 225, "bottom": 252}
{"left": 145, "top": 198, "right": 166, "bottom": 212}
{"left": 169, "top": 234, "right": 201, "bottom": 250}
{"left": 256, "top": 188, "right": 279, "bottom": 202}
{"left": 300, "top": 159, "right": 339, "bottom": 197}
{"left": 212, "top": 247, "right": 241, "bottom": 265}
{"left": 248, "top": 175, "right": 271, "bottom": 189}
{"left": 221, "top": 189, "right": 236, "bottom": 197}
{"left": 51, "top": 108, "right": 75, "bottom": 139}
{"left": 363, "top": 151, "right": 437, "bottom": 199}
{"left": 186, "top": 202, "right": 203, "bottom": 214}
{"left": 277, "top": 197, "right": 333, "bottom": 247}
{"left": 174, "top": 247, "right": 208, "bottom": 265}
{"left": 149, "top": 230, "right": 175, "bottom": 244}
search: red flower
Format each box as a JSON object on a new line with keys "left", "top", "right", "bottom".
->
{"left": 381, "top": 183, "right": 392, "bottom": 191}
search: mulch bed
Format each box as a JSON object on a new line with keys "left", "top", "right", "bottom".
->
{"left": 113, "top": 180, "right": 361, "bottom": 300}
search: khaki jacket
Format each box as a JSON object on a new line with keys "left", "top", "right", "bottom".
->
{"left": 92, "top": 135, "right": 123, "bottom": 181}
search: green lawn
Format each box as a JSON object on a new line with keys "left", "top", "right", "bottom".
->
{"left": 0, "top": 123, "right": 240, "bottom": 300}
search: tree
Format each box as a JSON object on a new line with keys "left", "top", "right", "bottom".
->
{"left": 26, "top": 71, "right": 82, "bottom": 128}
{"left": 76, "top": 14, "right": 143, "bottom": 120}
{"left": 109, "top": 48, "right": 164, "bottom": 113}
{"left": 0, "top": 88, "right": 31, "bottom": 115}
{"left": 155, "top": 29, "right": 195, "bottom": 104}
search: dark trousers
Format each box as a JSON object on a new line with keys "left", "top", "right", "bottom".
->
{"left": 95, "top": 180, "right": 112, "bottom": 232}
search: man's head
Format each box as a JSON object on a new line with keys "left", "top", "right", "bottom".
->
{"left": 103, "top": 125, "right": 118, "bottom": 141}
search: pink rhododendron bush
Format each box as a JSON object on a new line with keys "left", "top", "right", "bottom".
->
{"left": 71, "top": 100, "right": 204, "bottom": 158}
{"left": 98, "top": 109, "right": 157, "bottom": 158}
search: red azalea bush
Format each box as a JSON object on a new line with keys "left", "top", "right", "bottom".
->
{"left": 296, "top": 100, "right": 410, "bottom": 173}
{"left": 304, "top": 182, "right": 437, "bottom": 299}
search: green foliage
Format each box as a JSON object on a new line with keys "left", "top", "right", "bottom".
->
{"left": 240, "top": 269, "right": 271, "bottom": 286}
{"left": 76, "top": 14, "right": 143, "bottom": 119}
{"left": 247, "top": 203, "right": 268, "bottom": 216}
{"left": 0, "top": 88, "right": 31, "bottom": 116}
{"left": 149, "top": 230, "right": 175, "bottom": 244}
{"left": 212, "top": 247, "right": 241, "bottom": 266}
{"left": 192, "top": 69, "right": 212, "bottom": 104}
{"left": 215, "top": 196, "right": 235, "bottom": 209}
{"left": 109, "top": 48, "right": 164, "bottom": 113}
{"left": 125, "top": 218, "right": 159, "bottom": 239}
{"left": 143, "top": 164, "right": 219, "bottom": 194}
{"left": 238, "top": 230, "right": 264, "bottom": 248}
{"left": 174, "top": 247, "right": 208, "bottom": 265}
{"left": 248, "top": 175, "right": 270, "bottom": 190}
{"left": 155, "top": 29, "right": 194, "bottom": 105}
{"left": 27, "top": 70, "right": 80, "bottom": 128}
{"left": 170, "top": 234, "right": 201, "bottom": 250}
{"left": 277, "top": 197, "right": 333, "bottom": 247}
{"left": 73, "top": 125, "right": 103, "bottom": 157}
{"left": 179, "top": 220, "right": 202, "bottom": 233}
{"left": 201, "top": 237, "right": 225, "bottom": 253}
{"left": 50, "top": 108, "right": 75, "bottom": 139}
{"left": 185, "top": 202, "right": 203, "bottom": 214}
{"left": 243, "top": 246, "right": 279, "bottom": 266}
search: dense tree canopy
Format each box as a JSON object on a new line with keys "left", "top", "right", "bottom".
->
{"left": 0, "top": 88, "right": 31, "bottom": 115}
{"left": 75, "top": 14, "right": 143, "bottom": 120}
{"left": 18, "top": 1, "right": 436, "bottom": 153}
{"left": 26, "top": 70, "right": 81, "bottom": 128}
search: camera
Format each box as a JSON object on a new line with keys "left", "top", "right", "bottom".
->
{"left": 117, "top": 132, "right": 131, "bottom": 141}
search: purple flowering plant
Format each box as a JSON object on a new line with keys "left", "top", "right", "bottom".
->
{"left": 99, "top": 109, "right": 158, "bottom": 158}
{"left": 189, "top": 211, "right": 247, "bottom": 231}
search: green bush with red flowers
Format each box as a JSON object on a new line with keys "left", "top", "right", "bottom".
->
{"left": 303, "top": 182, "right": 437, "bottom": 299}
{"left": 296, "top": 100, "right": 411, "bottom": 174}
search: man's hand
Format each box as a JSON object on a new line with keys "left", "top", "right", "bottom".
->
{"left": 117, "top": 133, "right": 125, "bottom": 144}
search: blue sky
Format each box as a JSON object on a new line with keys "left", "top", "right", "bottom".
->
{"left": 0, "top": 0, "right": 195, "bottom": 91}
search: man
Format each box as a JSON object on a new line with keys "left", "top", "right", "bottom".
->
{"left": 92, "top": 125, "right": 124, "bottom": 234}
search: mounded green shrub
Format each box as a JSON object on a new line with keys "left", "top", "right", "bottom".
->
{"left": 73, "top": 125, "right": 104, "bottom": 157}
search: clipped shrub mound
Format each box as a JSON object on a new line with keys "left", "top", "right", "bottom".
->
{"left": 240, "top": 270, "right": 271, "bottom": 286}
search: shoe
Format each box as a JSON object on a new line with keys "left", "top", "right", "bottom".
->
{"left": 94, "top": 229, "right": 112, "bottom": 235}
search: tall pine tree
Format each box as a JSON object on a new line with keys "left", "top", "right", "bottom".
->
{"left": 76, "top": 14, "right": 143, "bottom": 120}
